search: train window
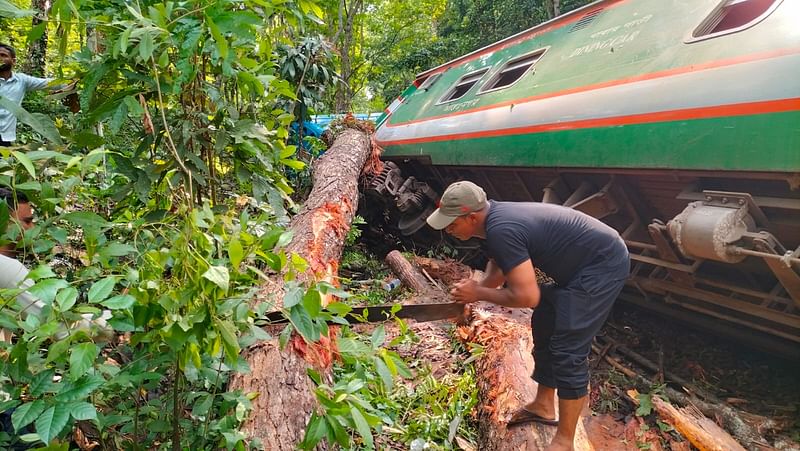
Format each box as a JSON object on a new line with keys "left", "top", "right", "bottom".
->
{"left": 479, "top": 49, "right": 547, "bottom": 93}
{"left": 438, "top": 69, "right": 489, "bottom": 104}
{"left": 690, "top": 0, "right": 782, "bottom": 41}
{"left": 417, "top": 73, "right": 441, "bottom": 91}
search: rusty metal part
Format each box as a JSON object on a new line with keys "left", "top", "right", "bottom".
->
{"left": 667, "top": 202, "right": 755, "bottom": 263}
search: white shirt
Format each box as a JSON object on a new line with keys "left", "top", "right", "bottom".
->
{"left": 0, "top": 253, "right": 42, "bottom": 317}
{"left": 0, "top": 254, "right": 111, "bottom": 339}
{"left": 0, "top": 72, "right": 52, "bottom": 142}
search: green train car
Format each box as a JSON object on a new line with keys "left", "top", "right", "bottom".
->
{"left": 365, "top": 0, "right": 800, "bottom": 356}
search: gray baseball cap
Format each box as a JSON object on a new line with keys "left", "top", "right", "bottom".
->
{"left": 426, "top": 181, "right": 487, "bottom": 230}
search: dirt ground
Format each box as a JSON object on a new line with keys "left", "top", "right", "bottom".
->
{"left": 590, "top": 305, "right": 800, "bottom": 450}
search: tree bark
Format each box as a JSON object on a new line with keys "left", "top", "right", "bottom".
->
{"left": 333, "top": 0, "right": 362, "bottom": 113}
{"left": 385, "top": 250, "right": 431, "bottom": 293}
{"left": 457, "top": 309, "right": 593, "bottom": 450}
{"left": 23, "top": 0, "right": 49, "bottom": 76}
{"left": 229, "top": 129, "right": 372, "bottom": 449}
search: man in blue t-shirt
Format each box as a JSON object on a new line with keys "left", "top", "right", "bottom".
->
{"left": 427, "top": 181, "right": 629, "bottom": 451}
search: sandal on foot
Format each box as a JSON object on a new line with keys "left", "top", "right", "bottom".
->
{"left": 507, "top": 408, "right": 558, "bottom": 427}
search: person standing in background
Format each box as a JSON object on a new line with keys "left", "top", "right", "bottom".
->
{"left": 0, "top": 43, "right": 58, "bottom": 146}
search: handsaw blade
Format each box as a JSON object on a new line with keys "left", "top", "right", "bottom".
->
{"left": 256, "top": 302, "right": 465, "bottom": 326}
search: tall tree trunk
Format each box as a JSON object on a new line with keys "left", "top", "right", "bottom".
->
{"left": 544, "top": 0, "right": 561, "bottom": 19}
{"left": 333, "top": 0, "right": 362, "bottom": 113}
{"left": 23, "top": 0, "right": 49, "bottom": 76}
{"left": 229, "top": 129, "right": 373, "bottom": 449}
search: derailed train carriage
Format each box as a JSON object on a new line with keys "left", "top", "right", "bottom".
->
{"left": 362, "top": 0, "right": 800, "bottom": 357}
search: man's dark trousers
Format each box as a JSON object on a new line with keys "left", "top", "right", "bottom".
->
{"left": 0, "top": 141, "right": 11, "bottom": 147}
{"left": 531, "top": 257, "right": 629, "bottom": 399}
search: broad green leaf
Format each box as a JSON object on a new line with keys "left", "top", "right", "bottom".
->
{"left": 12, "top": 181, "right": 41, "bottom": 190}
{"left": 27, "top": 22, "right": 46, "bottom": 43}
{"left": 302, "top": 413, "right": 328, "bottom": 449}
{"left": 636, "top": 392, "right": 654, "bottom": 417}
{"left": 138, "top": 32, "right": 154, "bottom": 61}
{"left": 215, "top": 318, "right": 240, "bottom": 362}
{"left": 222, "top": 430, "right": 246, "bottom": 450}
{"left": 278, "top": 146, "right": 296, "bottom": 159}
{"left": 0, "top": 99, "right": 62, "bottom": 144}
{"left": 56, "top": 375, "right": 104, "bottom": 402}
{"left": 68, "top": 401, "right": 97, "bottom": 421}
{"left": 35, "top": 404, "right": 70, "bottom": 444}
{"left": 11, "top": 151, "right": 37, "bottom": 178}
{"left": 100, "top": 294, "right": 135, "bottom": 310}
{"left": 88, "top": 277, "right": 116, "bottom": 303}
{"left": 328, "top": 415, "right": 350, "bottom": 447}
{"left": 338, "top": 337, "right": 370, "bottom": 358}
{"left": 191, "top": 395, "right": 213, "bottom": 417}
{"left": 157, "top": 49, "right": 169, "bottom": 68}
{"left": 55, "top": 286, "right": 78, "bottom": 312}
{"left": 0, "top": 399, "right": 20, "bottom": 414}
{"left": 374, "top": 356, "right": 393, "bottom": 391}
{"left": 69, "top": 342, "right": 98, "bottom": 380}
{"left": 283, "top": 284, "right": 303, "bottom": 308}
{"left": 228, "top": 239, "right": 244, "bottom": 269}
{"left": 203, "top": 266, "right": 229, "bottom": 292}
{"left": 280, "top": 159, "right": 305, "bottom": 170}
{"left": 0, "top": 0, "right": 34, "bottom": 17}
{"left": 370, "top": 325, "right": 385, "bottom": 350}
{"left": 290, "top": 305, "right": 317, "bottom": 341}
{"left": 278, "top": 324, "right": 293, "bottom": 350}
{"left": 388, "top": 353, "right": 412, "bottom": 378}
{"left": 11, "top": 400, "right": 46, "bottom": 432}
{"left": 27, "top": 264, "right": 57, "bottom": 280}
{"left": 29, "top": 369, "right": 57, "bottom": 397}
{"left": 62, "top": 211, "right": 108, "bottom": 229}
{"left": 276, "top": 231, "right": 292, "bottom": 248}
{"left": 349, "top": 406, "right": 374, "bottom": 449}
{"left": 206, "top": 15, "right": 228, "bottom": 60}
{"left": 326, "top": 302, "right": 352, "bottom": 316}
{"left": 302, "top": 289, "right": 321, "bottom": 317}
{"left": 97, "top": 243, "right": 136, "bottom": 259}
{"left": 27, "top": 279, "right": 69, "bottom": 305}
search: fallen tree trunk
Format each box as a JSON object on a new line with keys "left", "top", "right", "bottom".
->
{"left": 594, "top": 345, "right": 771, "bottom": 450}
{"left": 458, "top": 309, "right": 594, "bottom": 450}
{"left": 385, "top": 250, "right": 431, "bottom": 293}
{"left": 650, "top": 395, "right": 746, "bottom": 451}
{"left": 229, "top": 129, "right": 373, "bottom": 449}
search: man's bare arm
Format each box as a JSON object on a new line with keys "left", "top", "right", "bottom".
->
{"left": 479, "top": 259, "right": 505, "bottom": 288}
{"left": 451, "top": 259, "right": 540, "bottom": 308}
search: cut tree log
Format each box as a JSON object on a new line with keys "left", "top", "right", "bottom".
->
{"left": 229, "top": 128, "right": 373, "bottom": 449}
{"left": 385, "top": 250, "right": 431, "bottom": 293}
{"left": 650, "top": 395, "right": 746, "bottom": 451}
{"left": 599, "top": 346, "right": 771, "bottom": 450}
{"left": 457, "top": 308, "right": 594, "bottom": 450}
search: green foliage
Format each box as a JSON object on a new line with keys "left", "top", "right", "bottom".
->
{"left": 345, "top": 215, "right": 366, "bottom": 246}
{"left": 392, "top": 368, "right": 479, "bottom": 448}
{"left": 300, "top": 323, "right": 413, "bottom": 450}
{"left": 0, "top": 0, "right": 343, "bottom": 448}
{"left": 635, "top": 392, "right": 654, "bottom": 417}
{"left": 0, "top": 144, "right": 306, "bottom": 448}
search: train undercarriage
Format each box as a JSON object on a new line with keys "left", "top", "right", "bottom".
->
{"left": 362, "top": 160, "right": 800, "bottom": 359}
